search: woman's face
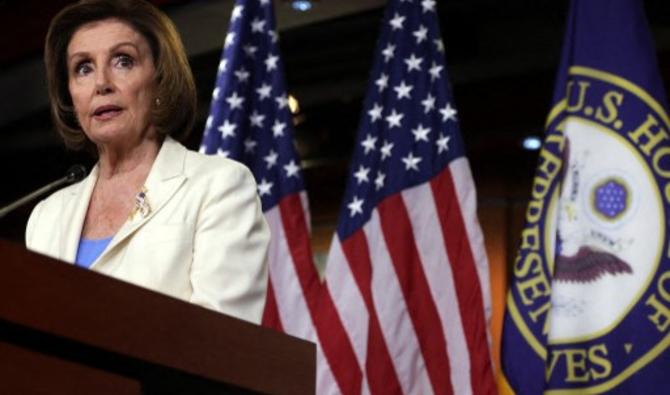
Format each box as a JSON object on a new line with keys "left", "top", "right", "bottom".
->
{"left": 67, "top": 18, "right": 156, "bottom": 147}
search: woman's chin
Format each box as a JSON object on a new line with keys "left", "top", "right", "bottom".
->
{"left": 86, "top": 130, "right": 132, "bottom": 148}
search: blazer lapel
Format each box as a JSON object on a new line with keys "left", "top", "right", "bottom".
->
{"left": 92, "top": 137, "right": 187, "bottom": 268}
{"left": 60, "top": 166, "right": 98, "bottom": 263}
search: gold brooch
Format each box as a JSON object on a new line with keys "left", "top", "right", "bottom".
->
{"left": 129, "top": 187, "right": 151, "bottom": 219}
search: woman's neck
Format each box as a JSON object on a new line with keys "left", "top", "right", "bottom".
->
{"left": 96, "top": 137, "right": 161, "bottom": 181}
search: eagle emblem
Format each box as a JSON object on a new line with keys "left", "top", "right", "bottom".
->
{"left": 554, "top": 137, "right": 633, "bottom": 283}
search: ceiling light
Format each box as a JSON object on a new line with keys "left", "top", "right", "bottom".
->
{"left": 291, "top": 0, "right": 313, "bottom": 12}
{"left": 522, "top": 136, "right": 542, "bottom": 151}
{"left": 288, "top": 94, "right": 300, "bottom": 114}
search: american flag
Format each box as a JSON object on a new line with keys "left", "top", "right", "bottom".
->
{"left": 319, "top": 0, "right": 496, "bottom": 394}
{"left": 199, "top": 0, "right": 323, "bottom": 342}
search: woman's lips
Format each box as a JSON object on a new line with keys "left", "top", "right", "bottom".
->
{"left": 93, "top": 105, "right": 123, "bottom": 120}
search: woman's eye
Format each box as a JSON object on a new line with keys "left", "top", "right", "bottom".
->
{"left": 74, "top": 62, "right": 92, "bottom": 76}
{"left": 114, "top": 54, "right": 134, "bottom": 69}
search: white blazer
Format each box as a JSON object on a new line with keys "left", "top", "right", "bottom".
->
{"left": 25, "top": 137, "right": 270, "bottom": 324}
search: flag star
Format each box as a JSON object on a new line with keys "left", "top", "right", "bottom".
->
{"left": 429, "top": 61, "right": 443, "bottom": 81}
{"left": 217, "top": 120, "right": 236, "bottom": 138}
{"left": 224, "top": 32, "right": 235, "bottom": 48}
{"left": 251, "top": 17, "right": 266, "bottom": 33}
{"left": 275, "top": 94, "right": 289, "bottom": 109}
{"left": 402, "top": 152, "right": 422, "bottom": 171}
{"left": 198, "top": 145, "right": 207, "bottom": 154}
{"left": 272, "top": 120, "right": 286, "bottom": 137}
{"left": 243, "top": 137, "right": 257, "bottom": 153}
{"left": 375, "top": 73, "right": 389, "bottom": 92}
{"left": 265, "top": 54, "right": 279, "bottom": 71}
{"left": 217, "top": 147, "right": 229, "bottom": 157}
{"left": 413, "top": 25, "right": 428, "bottom": 43}
{"left": 421, "top": 0, "right": 436, "bottom": 12}
{"left": 375, "top": 172, "right": 386, "bottom": 190}
{"left": 389, "top": 13, "right": 406, "bottom": 30}
{"left": 234, "top": 67, "right": 250, "bottom": 82}
{"left": 205, "top": 115, "right": 213, "bottom": 130}
{"left": 404, "top": 53, "right": 423, "bottom": 72}
{"left": 250, "top": 111, "right": 265, "bottom": 128}
{"left": 361, "top": 134, "right": 378, "bottom": 154}
{"left": 268, "top": 30, "right": 278, "bottom": 43}
{"left": 394, "top": 81, "right": 413, "bottom": 100}
{"left": 284, "top": 160, "right": 300, "bottom": 178}
{"left": 421, "top": 93, "right": 436, "bottom": 113}
{"left": 256, "top": 83, "right": 272, "bottom": 100}
{"left": 347, "top": 196, "right": 364, "bottom": 217}
{"left": 212, "top": 87, "right": 220, "bottom": 100}
{"left": 381, "top": 44, "right": 396, "bottom": 62}
{"left": 434, "top": 38, "right": 445, "bottom": 52}
{"left": 243, "top": 44, "right": 258, "bottom": 57}
{"left": 218, "top": 59, "right": 227, "bottom": 74}
{"left": 226, "top": 91, "right": 244, "bottom": 109}
{"left": 353, "top": 165, "right": 370, "bottom": 184}
{"left": 436, "top": 133, "right": 451, "bottom": 153}
{"left": 385, "top": 109, "right": 404, "bottom": 128}
{"left": 381, "top": 140, "right": 394, "bottom": 160}
{"left": 264, "top": 149, "right": 278, "bottom": 169}
{"left": 411, "top": 124, "right": 431, "bottom": 142}
{"left": 440, "top": 102, "right": 458, "bottom": 122}
{"left": 258, "top": 178, "right": 273, "bottom": 196}
{"left": 231, "top": 5, "right": 244, "bottom": 21}
{"left": 368, "top": 103, "right": 383, "bottom": 122}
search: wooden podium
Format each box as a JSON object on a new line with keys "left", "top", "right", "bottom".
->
{"left": 0, "top": 240, "right": 315, "bottom": 394}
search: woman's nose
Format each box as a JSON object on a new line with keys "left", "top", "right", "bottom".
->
{"left": 94, "top": 67, "right": 113, "bottom": 95}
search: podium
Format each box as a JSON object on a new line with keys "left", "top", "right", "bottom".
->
{"left": 0, "top": 240, "right": 315, "bottom": 394}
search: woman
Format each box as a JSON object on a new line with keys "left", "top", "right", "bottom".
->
{"left": 25, "top": 0, "right": 270, "bottom": 325}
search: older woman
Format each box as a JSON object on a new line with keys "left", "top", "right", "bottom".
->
{"left": 25, "top": 0, "right": 270, "bottom": 324}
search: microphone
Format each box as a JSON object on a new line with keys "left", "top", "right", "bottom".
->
{"left": 65, "top": 164, "right": 87, "bottom": 183}
{"left": 0, "top": 165, "right": 87, "bottom": 219}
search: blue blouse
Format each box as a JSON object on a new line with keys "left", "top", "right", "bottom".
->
{"left": 75, "top": 237, "right": 113, "bottom": 269}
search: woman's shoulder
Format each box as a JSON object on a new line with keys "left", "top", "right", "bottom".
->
{"left": 28, "top": 178, "right": 86, "bottom": 227}
{"left": 25, "top": 179, "right": 86, "bottom": 247}
{"left": 182, "top": 147, "right": 255, "bottom": 183}
{"left": 35, "top": 179, "right": 86, "bottom": 211}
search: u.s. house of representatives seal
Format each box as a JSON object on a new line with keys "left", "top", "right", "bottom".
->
{"left": 507, "top": 66, "right": 670, "bottom": 393}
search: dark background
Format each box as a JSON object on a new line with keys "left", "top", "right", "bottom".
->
{"left": 0, "top": 0, "right": 669, "bottom": 257}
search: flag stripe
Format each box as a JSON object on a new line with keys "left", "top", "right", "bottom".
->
{"left": 264, "top": 205, "right": 314, "bottom": 339}
{"left": 340, "top": 232, "right": 404, "bottom": 395}
{"left": 450, "top": 159, "right": 492, "bottom": 321}
{"left": 299, "top": 191, "right": 312, "bottom": 233}
{"left": 316, "top": 346, "right": 345, "bottom": 395}
{"left": 261, "top": 278, "right": 284, "bottom": 331}
{"left": 322, "top": 239, "right": 369, "bottom": 365}
{"left": 431, "top": 165, "right": 496, "bottom": 395}
{"left": 378, "top": 194, "right": 454, "bottom": 395}
{"left": 315, "top": 287, "right": 364, "bottom": 395}
{"left": 401, "top": 182, "right": 472, "bottom": 395}
{"left": 277, "top": 195, "right": 321, "bottom": 303}
{"left": 276, "top": 194, "right": 363, "bottom": 395}
{"left": 365, "top": 211, "right": 434, "bottom": 394}
{"left": 449, "top": 159, "right": 495, "bottom": 393}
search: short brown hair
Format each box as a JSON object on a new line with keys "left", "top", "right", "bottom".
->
{"left": 45, "top": 0, "right": 197, "bottom": 151}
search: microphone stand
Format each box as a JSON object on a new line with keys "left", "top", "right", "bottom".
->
{"left": 0, "top": 165, "right": 86, "bottom": 219}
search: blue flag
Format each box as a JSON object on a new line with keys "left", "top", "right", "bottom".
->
{"left": 502, "top": 0, "right": 670, "bottom": 393}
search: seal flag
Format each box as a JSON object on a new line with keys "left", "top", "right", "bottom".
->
{"left": 501, "top": 0, "right": 670, "bottom": 393}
